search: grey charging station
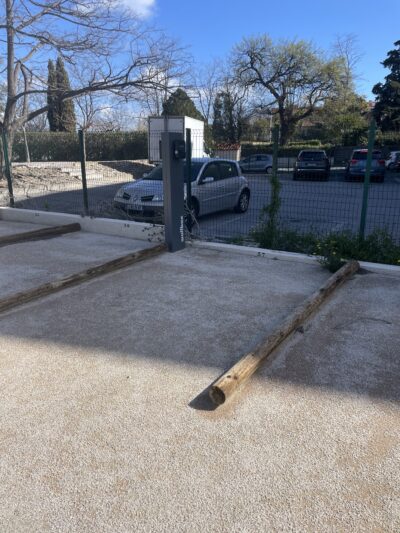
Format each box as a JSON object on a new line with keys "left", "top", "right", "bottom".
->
{"left": 161, "top": 131, "right": 186, "bottom": 252}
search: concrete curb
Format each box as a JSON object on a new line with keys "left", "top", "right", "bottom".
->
{"left": 191, "top": 240, "right": 400, "bottom": 276}
{"left": 0, "top": 207, "right": 164, "bottom": 242}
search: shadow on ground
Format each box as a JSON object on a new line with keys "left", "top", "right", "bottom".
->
{"left": 0, "top": 246, "right": 399, "bottom": 408}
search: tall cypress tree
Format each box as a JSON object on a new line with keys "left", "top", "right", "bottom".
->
{"left": 47, "top": 59, "right": 58, "bottom": 131}
{"left": 55, "top": 57, "right": 76, "bottom": 132}
{"left": 162, "top": 88, "right": 203, "bottom": 120}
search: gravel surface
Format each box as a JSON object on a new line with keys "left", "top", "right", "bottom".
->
{"left": 0, "top": 242, "right": 399, "bottom": 532}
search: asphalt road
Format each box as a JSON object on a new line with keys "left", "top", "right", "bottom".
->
{"left": 13, "top": 169, "right": 400, "bottom": 243}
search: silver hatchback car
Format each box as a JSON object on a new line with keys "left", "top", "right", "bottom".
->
{"left": 239, "top": 154, "right": 273, "bottom": 174}
{"left": 113, "top": 158, "right": 251, "bottom": 221}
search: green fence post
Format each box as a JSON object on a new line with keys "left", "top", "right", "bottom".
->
{"left": 185, "top": 128, "right": 192, "bottom": 210}
{"left": 1, "top": 131, "right": 15, "bottom": 207}
{"left": 78, "top": 129, "right": 89, "bottom": 216}
{"left": 265, "top": 125, "right": 281, "bottom": 247}
{"left": 359, "top": 119, "right": 376, "bottom": 240}
{"left": 272, "top": 125, "right": 279, "bottom": 178}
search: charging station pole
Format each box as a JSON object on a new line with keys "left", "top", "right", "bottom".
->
{"left": 161, "top": 131, "right": 186, "bottom": 252}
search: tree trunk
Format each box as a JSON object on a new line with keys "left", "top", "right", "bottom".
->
{"left": 22, "top": 127, "right": 30, "bottom": 163}
{"left": 278, "top": 107, "right": 296, "bottom": 146}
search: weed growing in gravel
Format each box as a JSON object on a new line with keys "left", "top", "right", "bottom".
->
{"left": 251, "top": 226, "right": 400, "bottom": 272}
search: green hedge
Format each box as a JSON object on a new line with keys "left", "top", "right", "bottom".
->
{"left": 12, "top": 131, "right": 148, "bottom": 162}
{"left": 240, "top": 143, "right": 334, "bottom": 158}
{"left": 375, "top": 130, "right": 400, "bottom": 148}
{"left": 288, "top": 139, "right": 321, "bottom": 147}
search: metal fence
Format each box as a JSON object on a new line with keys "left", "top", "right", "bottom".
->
{"left": 1, "top": 126, "right": 399, "bottom": 249}
{"left": 0, "top": 130, "right": 152, "bottom": 222}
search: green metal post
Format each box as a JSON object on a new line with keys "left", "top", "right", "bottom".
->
{"left": 185, "top": 128, "right": 192, "bottom": 210}
{"left": 266, "top": 125, "right": 281, "bottom": 247}
{"left": 78, "top": 129, "right": 89, "bottom": 216}
{"left": 1, "top": 130, "right": 15, "bottom": 207}
{"left": 359, "top": 119, "right": 376, "bottom": 240}
{"left": 272, "top": 125, "right": 279, "bottom": 178}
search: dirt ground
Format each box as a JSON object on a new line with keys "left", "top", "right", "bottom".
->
{"left": 0, "top": 160, "right": 153, "bottom": 205}
{"left": 0, "top": 223, "right": 399, "bottom": 532}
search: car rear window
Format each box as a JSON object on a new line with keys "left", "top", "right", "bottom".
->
{"left": 143, "top": 162, "right": 204, "bottom": 181}
{"left": 299, "top": 151, "right": 325, "bottom": 161}
{"left": 352, "top": 151, "right": 382, "bottom": 161}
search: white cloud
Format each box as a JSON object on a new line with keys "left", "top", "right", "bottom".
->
{"left": 120, "top": 0, "right": 155, "bottom": 18}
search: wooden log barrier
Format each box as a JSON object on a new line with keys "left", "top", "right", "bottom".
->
{"left": 0, "top": 243, "right": 167, "bottom": 315}
{"left": 209, "top": 260, "right": 360, "bottom": 406}
{"left": 0, "top": 223, "right": 81, "bottom": 247}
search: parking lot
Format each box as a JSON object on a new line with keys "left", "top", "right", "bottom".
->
{"left": 199, "top": 169, "right": 400, "bottom": 240}
{"left": 11, "top": 167, "right": 400, "bottom": 243}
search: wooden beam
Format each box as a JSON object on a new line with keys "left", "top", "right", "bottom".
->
{"left": 209, "top": 260, "right": 360, "bottom": 406}
{"left": 0, "top": 223, "right": 81, "bottom": 247}
{"left": 0, "top": 243, "right": 167, "bottom": 315}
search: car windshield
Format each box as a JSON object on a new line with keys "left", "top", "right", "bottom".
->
{"left": 143, "top": 162, "right": 204, "bottom": 181}
{"left": 352, "top": 151, "right": 382, "bottom": 161}
{"left": 299, "top": 152, "right": 325, "bottom": 161}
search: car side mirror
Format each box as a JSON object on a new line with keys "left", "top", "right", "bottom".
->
{"left": 202, "top": 176, "right": 215, "bottom": 184}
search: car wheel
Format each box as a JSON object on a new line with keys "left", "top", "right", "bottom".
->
{"left": 266, "top": 166, "right": 272, "bottom": 174}
{"left": 293, "top": 173, "right": 298, "bottom": 181}
{"left": 234, "top": 190, "right": 250, "bottom": 213}
{"left": 388, "top": 162, "right": 394, "bottom": 171}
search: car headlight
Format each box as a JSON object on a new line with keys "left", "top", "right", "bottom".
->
{"left": 152, "top": 195, "right": 163, "bottom": 202}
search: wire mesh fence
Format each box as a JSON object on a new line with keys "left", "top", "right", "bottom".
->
{"left": 0, "top": 131, "right": 151, "bottom": 221}
{"left": 0, "top": 126, "right": 399, "bottom": 252}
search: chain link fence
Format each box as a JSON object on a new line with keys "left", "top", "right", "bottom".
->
{"left": 1, "top": 126, "right": 399, "bottom": 254}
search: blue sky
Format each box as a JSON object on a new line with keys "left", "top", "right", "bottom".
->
{"left": 145, "top": 0, "right": 399, "bottom": 98}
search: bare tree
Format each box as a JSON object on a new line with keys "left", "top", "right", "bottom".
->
{"left": 75, "top": 92, "right": 124, "bottom": 131}
{"left": 0, "top": 0, "right": 185, "bottom": 156}
{"left": 332, "top": 33, "right": 363, "bottom": 98}
{"left": 191, "top": 60, "right": 223, "bottom": 124}
{"left": 232, "top": 36, "right": 343, "bottom": 145}
{"left": 136, "top": 44, "right": 191, "bottom": 116}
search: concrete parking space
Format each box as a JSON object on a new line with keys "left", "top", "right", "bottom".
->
{"left": 0, "top": 220, "right": 153, "bottom": 297}
{"left": 0, "top": 219, "right": 50, "bottom": 237}
{"left": 0, "top": 236, "right": 399, "bottom": 532}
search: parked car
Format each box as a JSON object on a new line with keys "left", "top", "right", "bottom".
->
{"left": 345, "top": 149, "right": 386, "bottom": 182}
{"left": 385, "top": 151, "right": 400, "bottom": 170}
{"left": 293, "top": 150, "right": 330, "bottom": 180}
{"left": 113, "top": 158, "right": 251, "bottom": 222}
{"left": 239, "top": 154, "right": 273, "bottom": 174}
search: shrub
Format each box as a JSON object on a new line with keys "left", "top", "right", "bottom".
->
{"left": 288, "top": 139, "right": 321, "bottom": 147}
{"left": 375, "top": 130, "right": 400, "bottom": 149}
{"left": 12, "top": 131, "right": 148, "bottom": 162}
{"left": 251, "top": 226, "right": 400, "bottom": 271}
{"left": 240, "top": 143, "right": 333, "bottom": 158}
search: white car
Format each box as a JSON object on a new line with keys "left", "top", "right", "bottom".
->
{"left": 386, "top": 151, "right": 400, "bottom": 169}
{"left": 114, "top": 158, "right": 251, "bottom": 222}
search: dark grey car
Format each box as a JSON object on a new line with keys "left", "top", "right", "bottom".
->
{"left": 239, "top": 154, "right": 273, "bottom": 174}
{"left": 293, "top": 150, "right": 330, "bottom": 180}
{"left": 345, "top": 149, "right": 386, "bottom": 182}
